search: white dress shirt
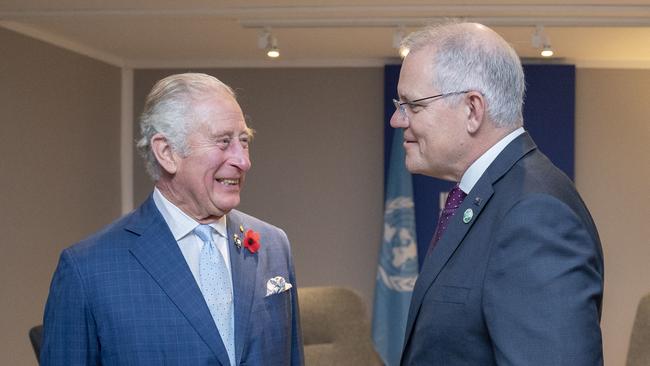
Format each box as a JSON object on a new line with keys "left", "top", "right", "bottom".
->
{"left": 152, "top": 187, "right": 231, "bottom": 287}
{"left": 459, "top": 127, "right": 525, "bottom": 194}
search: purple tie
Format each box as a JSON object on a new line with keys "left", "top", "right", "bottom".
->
{"left": 428, "top": 185, "right": 467, "bottom": 254}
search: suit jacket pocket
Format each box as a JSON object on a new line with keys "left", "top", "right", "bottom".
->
{"left": 247, "top": 290, "right": 292, "bottom": 365}
{"left": 263, "top": 289, "right": 291, "bottom": 316}
{"left": 431, "top": 285, "right": 470, "bottom": 304}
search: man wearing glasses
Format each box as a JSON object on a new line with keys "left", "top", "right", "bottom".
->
{"left": 391, "top": 23, "right": 604, "bottom": 365}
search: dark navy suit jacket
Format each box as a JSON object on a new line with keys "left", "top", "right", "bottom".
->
{"left": 401, "top": 133, "right": 604, "bottom": 365}
{"left": 41, "top": 196, "right": 303, "bottom": 365}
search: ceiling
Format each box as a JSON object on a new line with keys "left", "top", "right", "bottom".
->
{"left": 2, "top": 0, "right": 650, "bottom": 68}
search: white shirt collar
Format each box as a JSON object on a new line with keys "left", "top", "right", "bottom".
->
{"left": 152, "top": 187, "right": 227, "bottom": 240}
{"left": 459, "top": 127, "right": 525, "bottom": 194}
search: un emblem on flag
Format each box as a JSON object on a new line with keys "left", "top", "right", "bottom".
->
{"left": 378, "top": 196, "right": 418, "bottom": 292}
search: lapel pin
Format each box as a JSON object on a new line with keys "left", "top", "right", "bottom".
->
{"left": 462, "top": 208, "right": 474, "bottom": 224}
{"left": 239, "top": 225, "right": 244, "bottom": 233}
{"left": 233, "top": 234, "right": 242, "bottom": 249}
{"left": 474, "top": 197, "right": 482, "bottom": 206}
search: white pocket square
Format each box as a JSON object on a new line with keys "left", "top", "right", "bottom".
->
{"left": 266, "top": 276, "right": 293, "bottom": 296}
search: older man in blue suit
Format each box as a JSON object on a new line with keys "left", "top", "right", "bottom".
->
{"left": 391, "top": 23, "right": 604, "bottom": 365}
{"left": 41, "top": 73, "right": 303, "bottom": 365}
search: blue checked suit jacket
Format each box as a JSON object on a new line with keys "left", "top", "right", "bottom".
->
{"left": 400, "top": 133, "right": 604, "bottom": 365}
{"left": 41, "top": 196, "right": 304, "bottom": 366}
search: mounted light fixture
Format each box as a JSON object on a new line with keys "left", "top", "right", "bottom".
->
{"left": 399, "top": 46, "right": 410, "bottom": 59}
{"left": 540, "top": 44, "right": 554, "bottom": 57}
{"left": 392, "top": 25, "right": 410, "bottom": 58}
{"left": 532, "top": 25, "right": 553, "bottom": 57}
{"left": 392, "top": 25, "right": 405, "bottom": 48}
{"left": 266, "top": 39, "right": 280, "bottom": 58}
{"left": 258, "top": 27, "right": 280, "bottom": 58}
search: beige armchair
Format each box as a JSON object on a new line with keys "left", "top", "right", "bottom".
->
{"left": 298, "top": 286, "right": 383, "bottom": 366}
{"left": 627, "top": 292, "right": 650, "bottom": 366}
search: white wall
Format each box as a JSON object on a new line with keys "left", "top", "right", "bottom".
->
{"left": 0, "top": 27, "right": 122, "bottom": 365}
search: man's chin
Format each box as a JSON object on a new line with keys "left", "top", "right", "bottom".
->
{"left": 210, "top": 197, "right": 240, "bottom": 216}
{"left": 404, "top": 159, "right": 422, "bottom": 175}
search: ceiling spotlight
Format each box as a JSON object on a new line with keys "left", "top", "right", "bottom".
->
{"left": 267, "top": 47, "right": 280, "bottom": 58}
{"left": 532, "top": 25, "right": 553, "bottom": 58}
{"left": 258, "top": 28, "right": 280, "bottom": 59}
{"left": 393, "top": 25, "right": 410, "bottom": 58}
{"left": 393, "top": 25, "right": 406, "bottom": 49}
{"left": 399, "top": 46, "right": 410, "bottom": 59}
{"left": 266, "top": 38, "right": 280, "bottom": 58}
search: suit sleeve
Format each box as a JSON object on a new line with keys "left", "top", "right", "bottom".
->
{"left": 483, "top": 194, "right": 603, "bottom": 366}
{"left": 41, "top": 250, "right": 100, "bottom": 366}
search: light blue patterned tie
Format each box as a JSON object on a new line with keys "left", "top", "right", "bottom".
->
{"left": 194, "top": 224, "right": 235, "bottom": 365}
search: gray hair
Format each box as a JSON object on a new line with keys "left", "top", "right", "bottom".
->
{"left": 402, "top": 22, "right": 525, "bottom": 128}
{"left": 136, "top": 73, "right": 236, "bottom": 181}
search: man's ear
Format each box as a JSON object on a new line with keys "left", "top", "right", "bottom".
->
{"left": 465, "top": 91, "right": 486, "bottom": 134}
{"left": 151, "top": 133, "right": 179, "bottom": 175}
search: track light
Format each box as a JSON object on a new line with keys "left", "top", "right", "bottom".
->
{"left": 392, "top": 25, "right": 410, "bottom": 58}
{"left": 392, "top": 25, "right": 405, "bottom": 48}
{"left": 266, "top": 38, "right": 280, "bottom": 58}
{"left": 399, "top": 47, "right": 410, "bottom": 59}
{"left": 532, "top": 25, "right": 553, "bottom": 57}
{"left": 540, "top": 44, "right": 554, "bottom": 57}
{"left": 258, "top": 28, "right": 280, "bottom": 58}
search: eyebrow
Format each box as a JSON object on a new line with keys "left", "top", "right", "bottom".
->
{"left": 397, "top": 91, "right": 419, "bottom": 102}
{"left": 208, "top": 128, "right": 247, "bottom": 136}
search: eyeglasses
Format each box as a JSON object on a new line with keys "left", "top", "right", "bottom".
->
{"left": 393, "top": 91, "right": 469, "bottom": 119}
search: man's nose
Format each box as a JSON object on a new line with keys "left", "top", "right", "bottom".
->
{"left": 230, "top": 144, "right": 252, "bottom": 171}
{"left": 390, "top": 109, "right": 408, "bottom": 128}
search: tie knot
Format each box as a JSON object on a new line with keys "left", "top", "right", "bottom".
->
{"left": 444, "top": 186, "right": 467, "bottom": 210}
{"left": 193, "top": 224, "right": 214, "bottom": 243}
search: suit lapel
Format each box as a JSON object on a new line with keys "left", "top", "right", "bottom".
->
{"left": 126, "top": 197, "right": 231, "bottom": 366}
{"left": 403, "top": 183, "right": 494, "bottom": 347}
{"left": 227, "top": 211, "right": 259, "bottom": 365}
{"left": 403, "top": 132, "right": 538, "bottom": 351}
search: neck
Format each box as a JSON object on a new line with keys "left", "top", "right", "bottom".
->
{"left": 457, "top": 125, "right": 519, "bottom": 179}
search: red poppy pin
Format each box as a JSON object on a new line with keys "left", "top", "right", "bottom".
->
{"left": 243, "top": 229, "right": 261, "bottom": 254}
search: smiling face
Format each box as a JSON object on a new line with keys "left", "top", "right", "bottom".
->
{"left": 389, "top": 48, "right": 470, "bottom": 181}
{"left": 160, "top": 90, "right": 252, "bottom": 223}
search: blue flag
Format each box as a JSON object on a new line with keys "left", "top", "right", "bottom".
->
{"left": 372, "top": 128, "right": 418, "bottom": 366}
